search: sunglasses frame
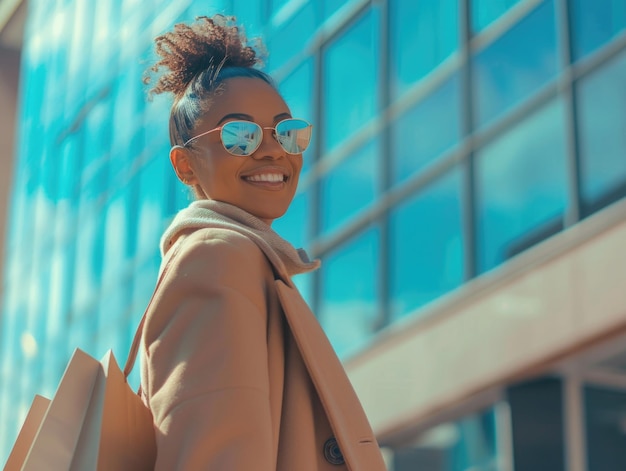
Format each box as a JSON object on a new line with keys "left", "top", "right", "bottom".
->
{"left": 183, "top": 118, "right": 312, "bottom": 156}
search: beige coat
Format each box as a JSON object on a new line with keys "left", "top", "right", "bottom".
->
{"left": 140, "top": 202, "right": 386, "bottom": 470}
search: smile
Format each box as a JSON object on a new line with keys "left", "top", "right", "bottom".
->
{"left": 243, "top": 173, "right": 287, "bottom": 183}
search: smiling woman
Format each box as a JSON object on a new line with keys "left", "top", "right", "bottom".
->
{"left": 169, "top": 77, "right": 305, "bottom": 224}
{"left": 140, "top": 14, "right": 386, "bottom": 471}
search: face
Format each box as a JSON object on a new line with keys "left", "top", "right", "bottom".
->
{"left": 171, "top": 77, "right": 303, "bottom": 225}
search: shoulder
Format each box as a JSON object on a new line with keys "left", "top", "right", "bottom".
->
{"left": 167, "top": 227, "right": 270, "bottom": 287}
{"left": 182, "top": 227, "right": 261, "bottom": 254}
{"left": 145, "top": 227, "right": 271, "bottom": 340}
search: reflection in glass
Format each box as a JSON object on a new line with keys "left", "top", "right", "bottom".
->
{"left": 391, "top": 73, "right": 461, "bottom": 185}
{"left": 576, "top": 50, "right": 626, "bottom": 213}
{"left": 389, "top": 168, "right": 464, "bottom": 320}
{"left": 136, "top": 157, "right": 170, "bottom": 258}
{"left": 323, "top": 7, "right": 379, "bottom": 152}
{"left": 279, "top": 59, "right": 315, "bottom": 176}
{"left": 320, "top": 138, "right": 378, "bottom": 235}
{"left": 471, "top": 0, "right": 521, "bottom": 33}
{"left": 322, "top": 0, "right": 344, "bottom": 21}
{"left": 584, "top": 385, "right": 626, "bottom": 471}
{"left": 472, "top": 0, "right": 558, "bottom": 128}
{"left": 231, "top": 0, "right": 264, "bottom": 26}
{"left": 267, "top": 2, "right": 317, "bottom": 72}
{"left": 0, "top": 1, "right": 194, "bottom": 463}
{"left": 475, "top": 98, "right": 567, "bottom": 273}
{"left": 319, "top": 228, "right": 380, "bottom": 358}
{"left": 392, "top": 407, "right": 499, "bottom": 470}
{"left": 389, "top": 0, "right": 458, "bottom": 99}
{"left": 269, "top": 0, "right": 290, "bottom": 17}
{"left": 273, "top": 189, "right": 310, "bottom": 250}
{"left": 570, "top": 0, "right": 626, "bottom": 61}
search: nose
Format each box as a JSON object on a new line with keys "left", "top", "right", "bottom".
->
{"left": 251, "top": 128, "right": 285, "bottom": 160}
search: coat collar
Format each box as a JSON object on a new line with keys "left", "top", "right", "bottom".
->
{"left": 160, "top": 200, "right": 320, "bottom": 282}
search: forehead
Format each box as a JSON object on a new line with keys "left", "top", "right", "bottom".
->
{"left": 205, "top": 77, "right": 290, "bottom": 125}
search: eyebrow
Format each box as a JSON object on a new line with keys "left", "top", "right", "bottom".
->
{"left": 216, "top": 112, "right": 293, "bottom": 126}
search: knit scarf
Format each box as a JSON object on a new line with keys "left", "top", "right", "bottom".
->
{"left": 160, "top": 199, "right": 320, "bottom": 278}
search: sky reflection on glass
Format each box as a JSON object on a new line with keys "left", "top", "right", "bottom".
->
{"left": 320, "top": 138, "right": 379, "bottom": 236}
{"left": 323, "top": 7, "right": 379, "bottom": 152}
{"left": 471, "top": 0, "right": 521, "bottom": 33}
{"left": 390, "top": 168, "right": 464, "bottom": 320}
{"left": 391, "top": 73, "right": 461, "bottom": 185}
{"left": 319, "top": 228, "right": 379, "bottom": 359}
{"left": 389, "top": 0, "right": 458, "bottom": 100}
{"left": 570, "top": 0, "right": 626, "bottom": 61}
{"left": 476, "top": 98, "right": 568, "bottom": 273}
{"left": 473, "top": 0, "right": 558, "bottom": 128}
{"left": 577, "top": 50, "right": 626, "bottom": 207}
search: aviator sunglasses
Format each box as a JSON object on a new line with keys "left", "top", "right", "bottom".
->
{"left": 183, "top": 118, "right": 313, "bottom": 156}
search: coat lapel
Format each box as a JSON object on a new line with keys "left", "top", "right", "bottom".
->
{"left": 274, "top": 280, "right": 386, "bottom": 471}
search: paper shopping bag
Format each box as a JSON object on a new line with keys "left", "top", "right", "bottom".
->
{"left": 12, "top": 348, "right": 156, "bottom": 471}
{"left": 4, "top": 395, "right": 51, "bottom": 471}
{"left": 69, "top": 350, "right": 156, "bottom": 470}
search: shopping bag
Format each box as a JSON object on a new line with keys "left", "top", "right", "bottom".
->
{"left": 3, "top": 395, "right": 50, "bottom": 471}
{"left": 6, "top": 349, "right": 156, "bottom": 471}
{"left": 5, "top": 242, "right": 181, "bottom": 471}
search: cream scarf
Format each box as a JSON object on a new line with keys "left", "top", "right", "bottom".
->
{"left": 160, "top": 199, "right": 320, "bottom": 278}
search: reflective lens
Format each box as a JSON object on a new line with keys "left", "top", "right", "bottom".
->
{"left": 275, "top": 119, "right": 312, "bottom": 154}
{"left": 219, "top": 119, "right": 312, "bottom": 156}
{"left": 220, "top": 121, "right": 263, "bottom": 156}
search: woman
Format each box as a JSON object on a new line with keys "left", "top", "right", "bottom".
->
{"left": 142, "top": 15, "right": 386, "bottom": 470}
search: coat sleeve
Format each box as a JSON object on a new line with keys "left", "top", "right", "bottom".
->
{"left": 142, "top": 229, "right": 275, "bottom": 471}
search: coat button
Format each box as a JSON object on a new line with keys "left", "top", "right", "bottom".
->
{"left": 323, "top": 437, "right": 345, "bottom": 465}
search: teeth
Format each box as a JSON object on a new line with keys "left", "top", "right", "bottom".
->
{"left": 245, "top": 173, "right": 285, "bottom": 183}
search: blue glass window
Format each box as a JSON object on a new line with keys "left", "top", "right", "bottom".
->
{"left": 136, "top": 155, "right": 170, "bottom": 257}
{"left": 269, "top": 0, "right": 291, "bottom": 17}
{"left": 392, "top": 407, "right": 499, "bottom": 470}
{"left": 323, "top": 7, "right": 379, "bottom": 152}
{"left": 473, "top": 0, "right": 558, "bottom": 128}
{"left": 86, "top": 2, "right": 119, "bottom": 94}
{"left": 279, "top": 58, "right": 315, "bottom": 176}
{"left": 230, "top": 0, "right": 265, "bottom": 33}
{"left": 389, "top": 168, "right": 464, "bottom": 320}
{"left": 322, "top": 0, "right": 344, "bottom": 21}
{"left": 472, "top": 0, "right": 522, "bottom": 33}
{"left": 389, "top": 0, "right": 459, "bottom": 99}
{"left": 577, "top": 50, "right": 626, "bottom": 213}
{"left": 267, "top": 2, "right": 317, "bottom": 72}
{"left": 320, "top": 138, "right": 379, "bottom": 235}
{"left": 391, "top": 73, "right": 461, "bottom": 185}
{"left": 584, "top": 385, "right": 626, "bottom": 470}
{"left": 81, "top": 96, "right": 113, "bottom": 201}
{"left": 273, "top": 188, "right": 311, "bottom": 249}
{"left": 475, "top": 98, "right": 568, "bottom": 273}
{"left": 319, "top": 228, "right": 380, "bottom": 358}
{"left": 570, "top": 0, "right": 626, "bottom": 61}
{"left": 112, "top": 69, "right": 143, "bottom": 153}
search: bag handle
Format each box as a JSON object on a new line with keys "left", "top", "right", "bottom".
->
{"left": 123, "top": 242, "right": 182, "bottom": 379}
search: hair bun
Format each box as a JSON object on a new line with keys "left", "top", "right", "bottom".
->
{"left": 145, "top": 15, "right": 263, "bottom": 98}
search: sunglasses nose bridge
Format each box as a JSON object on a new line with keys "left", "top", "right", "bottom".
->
{"left": 252, "top": 125, "right": 285, "bottom": 159}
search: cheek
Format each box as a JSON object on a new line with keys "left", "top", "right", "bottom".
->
{"left": 201, "top": 154, "right": 241, "bottom": 181}
{"left": 291, "top": 157, "right": 304, "bottom": 180}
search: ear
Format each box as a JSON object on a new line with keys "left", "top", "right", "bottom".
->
{"left": 170, "top": 145, "right": 199, "bottom": 185}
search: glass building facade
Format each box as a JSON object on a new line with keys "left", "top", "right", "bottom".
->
{"left": 2, "top": 0, "right": 626, "bottom": 468}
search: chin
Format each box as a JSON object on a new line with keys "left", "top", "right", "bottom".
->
{"left": 248, "top": 206, "right": 289, "bottom": 224}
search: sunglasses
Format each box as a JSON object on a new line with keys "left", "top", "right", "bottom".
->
{"left": 183, "top": 118, "right": 313, "bottom": 156}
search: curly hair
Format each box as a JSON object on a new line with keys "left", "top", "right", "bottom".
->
{"left": 144, "top": 15, "right": 275, "bottom": 146}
